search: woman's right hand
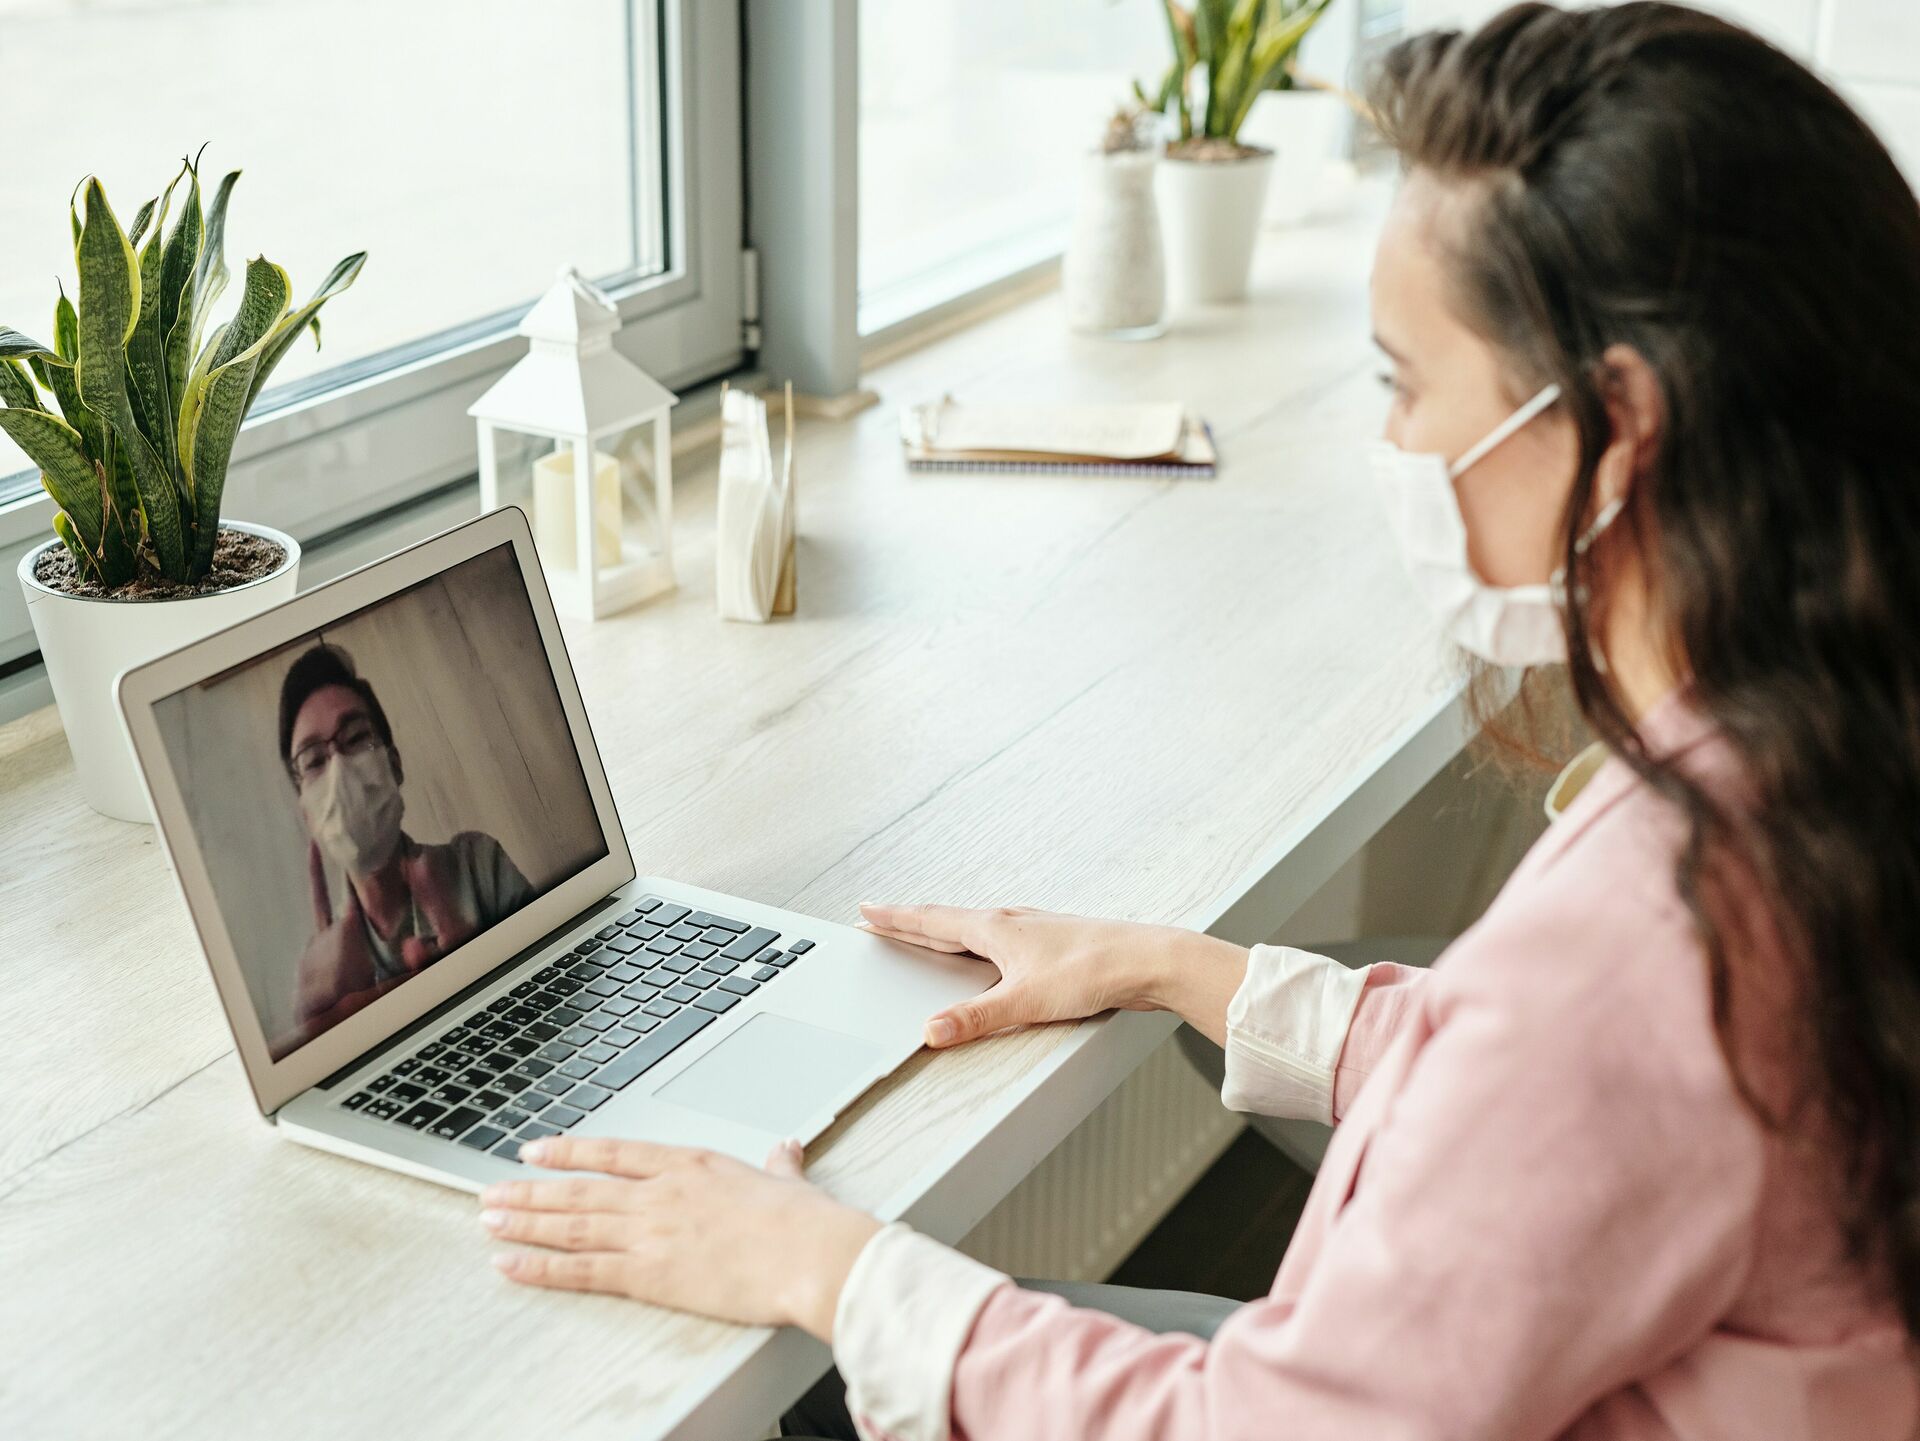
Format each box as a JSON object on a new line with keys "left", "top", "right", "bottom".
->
{"left": 857, "top": 903, "right": 1250, "bottom": 1049}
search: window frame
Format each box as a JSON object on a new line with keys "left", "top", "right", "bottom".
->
{"left": 0, "top": 0, "right": 743, "bottom": 671}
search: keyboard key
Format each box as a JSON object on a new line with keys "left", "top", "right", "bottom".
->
{"left": 753, "top": 964, "right": 780, "bottom": 982}
{"left": 526, "top": 993, "right": 562, "bottom": 1013}
{"left": 574, "top": 939, "right": 603, "bottom": 957}
{"left": 722, "top": 927, "right": 780, "bottom": 962}
{"left": 536, "top": 1042, "right": 575, "bottom": 1063}
{"left": 513, "top": 1058, "right": 554, "bottom": 1079}
{"left": 719, "top": 975, "right": 760, "bottom": 996}
{"left": 643, "top": 996, "right": 680, "bottom": 1019}
{"left": 666, "top": 924, "right": 702, "bottom": 942}
{"left": 618, "top": 907, "right": 646, "bottom": 926}
{"left": 494, "top": 1107, "right": 532, "bottom": 1131}
{"left": 475, "top": 1089, "right": 511, "bottom": 1111}
{"left": 397, "top": 1101, "right": 446, "bottom": 1130}
{"left": 650, "top": 904, "right": 690, "bottom": 927}
{"left": 644, "top": 965, "right": 680, "bottom": 986}
{"left": 393, "top": 1058, "right": 422, "bottom": 1077}
{"left": 627, "top": 923, "right": 663, "bottom": 941}
{"left": 681, "top": 970, "right": 719, "bottom": 991}
{"left": 342, "top": 1091, "right": 371, "bottom": 1111}
{"left": 618, "top": 1015, "right": 660, "bottom": 1035}
{"left": 482, "top": 1051, "right": 518, "bottom": 1072}
{"left": 631, "top": 895, "right": 663, "bottom": 914}
{"left": 464, "top": 1011, "right": 492, "bottom": 1029}
{"left": 598, "top": 997, "right": 640, "bottom": 1017}
{"left": 764, "top": 950, "right": 797, "bottom": 968}
{"left": 418, "top": 1042, "right": 447, "bottom": 1060}
{"left": 428, "top": 1083, "right": 471, "bottom": 1106}
{"left": 511, "top": 979, "right": 538, "bottom": 998}
{"left": 367, "top": 1074, "right": 397, "bottom": 1093}
{"left": 492, "top": 1138, "right": 524, "bottom": 1162}
{"left": 500, "top": 1037, "right": 537, "bottom": 1057}
{"left": 550, "top": 1007, "right": 585, "bottom": 1027}
{"left": 701, "top": 912, "right": 751, "bottom": 934}
{"left": 699, "top": 956, "right": 738, "bottom": 975}
{"left": 550, "top": 977, "right": 586, "bottom": 995}
{"left": 442, "top": 1025, "right": 472, "bottom": 1045}
{"left": 567, "top": 960, "right": 599, "bottom": 980}
{"left": 389, "top": 1081, "right": 427, "bottom": 1104}
{"left": 544, "top": 1105, "right": 586, "bottom": 1129}
{"left": 493, "top": 1074, "right": 531, "bottom": 1095}
{"left": 428, "top": 1106, "right": 486, "bottom": 1140}
{"left": 533, "top": 964, "right": 562, "bottom": 983}
{"left": 560, "top": 1027, "right": 595, "bottom": 1047}
{"left": 486, "top": 996, "right": 515, "bottom": 1015}
{"left": 605, "top": 935, "right": 644, "bottom": 955}
{"left": 596, "top": 1008, "right": 717, "bottom": 1090}
{"left": 519, "top": 1091, "right": 552, "bottom": 1113}
{"left": 524, "top": 1021, "right": 561, "bottom": 1042}
{"left": 559, "top": 1058, "right": 596, "bottom": 1080}
{"left": 565, "top": 1083, "right": 611, "bottom": 1111}
{"left": 583, "top": 1041, "right": 618, "bottom": 1064}
{"left": 518, "top": 1120, "right": 560, "bottom": 1141}
{"left": 596, "top": 925, "right": 620, "bottom": 941}
{"left": 695, "top": 991, "right": 742, "bottom": 1015}
{"left": 788, "top": 939, "right": 816, "bottom": 954}
{"left": 608, "top": 962, "right": 643, "bottom": 983}
{"left": 459, "top": 1125, "right": 507, "bottom": 1152}
{"left": 604, "top": 1026, "right": 645, "bottom": 1048}
{"left": 536, "top": 1074, "right": 573, "bottom": 1096}
{"left": 584, "top": 977, "right": 621, "bottom": 998}
{"left": 503, "top": 1005, "right": 539, "bottom": 1027}
{"left": 364, "top": 1097, "right": 403, "bottom": 1120}
{"left": 481, "top": 1020, "right": 515, "bottom": 1042}
{"left": 664, "top": 983, "right": 701, "bottom": 1005}
{"left": 680, "top": 941, "right": 717, "bottom": 962}
{"left": 644, "top": 936, "right": 682, "bottom": 956}
{"left": 415, "top": 1065, "right": 452, "bottom": 1087}
{"left": 658, "top": 954, "right": 699, "bottom": 974}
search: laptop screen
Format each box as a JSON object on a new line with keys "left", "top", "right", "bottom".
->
{"left": 150, "top": 542, "right": 609, "bottom": 1062}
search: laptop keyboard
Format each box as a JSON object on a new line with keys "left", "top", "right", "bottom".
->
{"left": 335, "top": 895, "right": 815, "bottom": 1164}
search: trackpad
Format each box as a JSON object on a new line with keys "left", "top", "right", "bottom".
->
{"left": 656, "top": 1013, "right": 883, "bottom": 1136}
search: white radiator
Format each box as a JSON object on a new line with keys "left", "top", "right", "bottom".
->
{"left": 954, "top": 1035, "right": 1244, "bottom": 1282}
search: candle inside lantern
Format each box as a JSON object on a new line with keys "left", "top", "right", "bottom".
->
{"left": 531, "top": 447, "right": 622, "bottom": 570}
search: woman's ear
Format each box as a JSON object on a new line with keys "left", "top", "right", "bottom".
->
{"left": 1593, "top": 343, "right": 1665, "bottom": 518}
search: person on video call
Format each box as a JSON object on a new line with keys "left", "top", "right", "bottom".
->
{"left": 280, "top": 644, "right": 533, "bottom": 1041}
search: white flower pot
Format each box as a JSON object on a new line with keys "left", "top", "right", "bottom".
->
{"left": 18, "top": 520, "right": 301, "bottom": 823}
{"left": 1155, "top": 149, "right": 1274, "bottom": 304}
{"left": 1063, "top": 151, "right": 1166, "bottom": 339}
{"left": 1238, "top": 89, "right": 1350, "bottom": 225}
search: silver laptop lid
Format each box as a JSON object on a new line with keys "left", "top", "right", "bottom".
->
{"left": 118, "top": 508, "right": 635, "bottom": 1115}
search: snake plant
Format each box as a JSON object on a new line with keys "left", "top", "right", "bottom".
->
{"left": 0, "top": 156, "right": 365, "bottom": 588}
{"left": 1139, "top": 0, "right": 1337, "bottom": 146}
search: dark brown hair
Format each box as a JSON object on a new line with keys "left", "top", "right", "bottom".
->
{"left": 1371, "top": 3, "right": 1920, "bottom": 1327}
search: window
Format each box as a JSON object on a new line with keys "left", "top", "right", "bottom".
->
{"left": 0, "top": 0, "right": 741, "bottom": 666}
{"left": 858, "top": 0, "right": 1167, "bottom": 335}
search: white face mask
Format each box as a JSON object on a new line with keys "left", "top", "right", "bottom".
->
{"left": 300, "top": 746, "right": 405, "bottom": 878}
{"left": 1368, "top": 383, "right": 1622, "bottom": 667}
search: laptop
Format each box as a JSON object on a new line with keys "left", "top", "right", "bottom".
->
{"left": 116, "top": 507, "right": 990, "bottom": 1191}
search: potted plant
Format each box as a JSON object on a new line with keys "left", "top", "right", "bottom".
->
{"left": 1139, "top": 0, "right": 1336, "bottom": 302}
{"left": 1, "top": 156, "right": 365, "bottom": 822}
{"left": 1063, "top": 106, "right": 1168, "bottom": 339}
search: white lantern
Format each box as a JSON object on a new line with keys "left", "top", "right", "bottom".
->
{"left": 469, "top": 267, "right": 678, "bottom": 620}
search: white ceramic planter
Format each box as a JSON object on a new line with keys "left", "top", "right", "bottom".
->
{"left": 1238, "top": 89, "right": 1350, "bottom": 225}
{"left": 1156, "top": 149, "right": 1274, "bottom": 304}
{"left": 18, "top": 520, "right": 301, "bottom": 823}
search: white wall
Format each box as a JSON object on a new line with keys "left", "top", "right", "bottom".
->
{"left": 1401, "top": 0, "right": 1920, "bottom": 182}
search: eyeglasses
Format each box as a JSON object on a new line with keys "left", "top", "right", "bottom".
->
{"left": 289, "top": 717, "right": 383, "bottom": 786}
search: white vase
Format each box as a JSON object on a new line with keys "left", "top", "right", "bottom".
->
{"left": 1238, "top": 89, "right": 1349, "bottom": 225}
{"left": 1063, "top": 151, "right": 1166, "bottom": 339}
{"left": 18, "top": 519, "right": 301, "bottom": 823}
{"left": 1155, "top": 149, "right": 1274, "bottom": 304}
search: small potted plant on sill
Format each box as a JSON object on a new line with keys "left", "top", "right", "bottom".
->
{"left": 1, "top": 156, "right": 365, "bottom": 822}
{"left": 1140, "top": 0, "right": 1336, "bottom": 303}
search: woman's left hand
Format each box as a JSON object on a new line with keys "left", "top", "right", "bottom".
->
{"left": 481, "top": 1136, "right": 881, "bottom": 1340}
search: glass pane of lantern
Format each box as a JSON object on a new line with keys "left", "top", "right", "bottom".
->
{"left": 601, "top": 422, "right": 670, "bottom": 567}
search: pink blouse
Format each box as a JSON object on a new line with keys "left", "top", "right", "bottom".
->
{"left": 827, "top": 694, "right": 1918, "bottom": 1440}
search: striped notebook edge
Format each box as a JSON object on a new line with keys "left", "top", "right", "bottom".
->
{"left": 905, "top": 423, "right": 1219, "bottom": 478}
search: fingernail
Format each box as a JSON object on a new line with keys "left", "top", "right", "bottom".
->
{"left": 521, "top": 1140, "right": 549, "bottom": 1162}
{"left": 492, "top": 1252, "right": 519, "bottom": 1274}
{"left": 479, "top": 1209, "right": 507, "bottom": 1231}
{"left": 927, "top": 1018, "right": 955, "bottom": 1045}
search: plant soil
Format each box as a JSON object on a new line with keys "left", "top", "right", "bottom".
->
{"left": 1165, "top": 137, "right": 1271, "bottom": 163}
{"left": 32, "top": 528, "right": 288, "bottom": 601}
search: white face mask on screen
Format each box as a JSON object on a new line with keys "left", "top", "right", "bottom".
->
{"left": 1368, "top": 383, "right": 1623, "bottom": 667}
{"left": 300, "top": 746, "right": 405, "bottom": 879}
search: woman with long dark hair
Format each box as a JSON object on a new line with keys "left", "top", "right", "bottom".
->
{"left": 473, "top": 5, "right": 1920, "bottom": 1436}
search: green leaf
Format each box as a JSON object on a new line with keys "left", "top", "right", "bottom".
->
{"left": 128, "top": 161, "right": 188, "bottom": 472}
{"left": 157, "top": 164, "right": 205, "bottom": 446}
{"left": 243, "top": 251, "right": 366, "bottom": 412}
{"left": 0, "top": 406, "right": 107, "bottom": 560}
{"left": 27, "top": 351, "right": 127, "bottom": 574}
{"left": 53, "top": 288, "right": 78, "bottom": 363}
{"left": 75, "top": 177, "right": 185, "bottom": 580}
{"left": 179, "top": 257, "right": 288, "bottom": 487}
{"left": 187, "top": 170, "right": 241, "bottom": 359}
{"left": 127, "top": 196, "right": 158, "bottom": 249}
{"left": 0, "top": 326, "right": 54, "bottom": 361}
{"left": 0, "top": 359, "right": 43, "bottom": 412}
{"left": 51, "top": 509, "right": 102, "bottom": 586}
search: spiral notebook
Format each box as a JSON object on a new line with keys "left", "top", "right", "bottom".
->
{"left": 899, "top": 398, "right": 1218, "bottom": 477}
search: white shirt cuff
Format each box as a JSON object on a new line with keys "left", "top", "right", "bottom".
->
{"left": 832, "top": 1222, "right": 1009, "bottom": 1441}
{"left": 1220, "top": 945, "right": 1370, "bottom": 1124}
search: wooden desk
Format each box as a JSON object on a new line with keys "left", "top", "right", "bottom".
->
{"left": 0, "top": 191, "right": 1470, "bottom": 1439}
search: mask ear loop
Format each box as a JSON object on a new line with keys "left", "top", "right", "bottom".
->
{"left": 1447, "top": 383, "right": 1565, "bottom": 478}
